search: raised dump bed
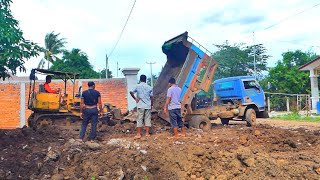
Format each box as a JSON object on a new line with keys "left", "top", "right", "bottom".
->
{"left": 153, "top": 32, "right": 217, "bottom": 124}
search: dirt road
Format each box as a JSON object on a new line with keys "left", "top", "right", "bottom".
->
{"left": 0, "top": 119, "right": 319, "bottom": 180}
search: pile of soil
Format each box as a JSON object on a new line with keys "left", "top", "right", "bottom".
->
{"left": 152, "top": 58, "right": 184, "bottom": 112}
{"left": 1, "top": 120, "right": 320, "bottom": 179}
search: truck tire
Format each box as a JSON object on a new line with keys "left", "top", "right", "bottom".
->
{"left": 220, "top": 118, "right": 230, "bottom": 125}
{"left": 188, "top": 115, "right": 212, "bottom": 130}
{"left": 257, "top": 111, "right": 269, "bottom": 118}
{"left": 245, "top": 108, "right": 256, "bottom": 127}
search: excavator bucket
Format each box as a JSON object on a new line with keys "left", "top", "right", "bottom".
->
{"left": 153, "top": 32, "right": 217, "bottom": 121}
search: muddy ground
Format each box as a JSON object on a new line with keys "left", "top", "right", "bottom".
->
{"left": 0, "top": 118, "right": 320, "bottom": 180}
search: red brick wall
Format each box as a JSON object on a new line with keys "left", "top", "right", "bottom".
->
{"left": 0, "top": 83, "right": 21, "bottom": 129}
{"left": 0, "top": 78, "right": 128, "bottom": 129}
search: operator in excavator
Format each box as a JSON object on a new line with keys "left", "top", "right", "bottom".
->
{"left": 44, "top": 75, "right": 60, "bottom": 93}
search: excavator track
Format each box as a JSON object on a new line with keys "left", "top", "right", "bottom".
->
{"left": 28, "top": 112, "right": 111, "bottom": 130}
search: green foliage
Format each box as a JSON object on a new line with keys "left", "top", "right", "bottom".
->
{"left": 260, "top": 50, "right": 318, "bottom": 111}
{"left": 212, "top": 41, "right": 270, "bottom": 80}
{"left": 50, "top": 48, "right": 99, "bottom": 79}
{"left": 272, "top": 113, "right": 320, "bottom": 123}
{"left": 260, "top": 50, "right": 318, "bottom": 94}
{"left": 0, "top": 0, "right": 42, "bottom": 80}
{"left": 38, "top": 31, "right": 66, "bottom": 69}
{"left": 99, "top": 68, "right": 113, "bottom": 79}
{"left": 147, "top": 74, "right": 158, "bottom": 86}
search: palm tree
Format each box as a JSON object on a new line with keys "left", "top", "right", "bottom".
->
{"left": 38, "top": 31, "right": 66, "bottom": 69}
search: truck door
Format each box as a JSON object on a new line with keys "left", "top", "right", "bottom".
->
{"left": 242, "top": 80, "right": 265, "bottom": 110}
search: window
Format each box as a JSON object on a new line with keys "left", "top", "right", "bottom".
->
{"left": 243, "top": 80, "right": 259, "bottom": 90}
{"left": 217, "top": 81, "right": 233, "bottom": 89}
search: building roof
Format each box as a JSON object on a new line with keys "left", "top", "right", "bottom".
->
{"left": 299, "top": 56, "right": 320, "bottom": 71}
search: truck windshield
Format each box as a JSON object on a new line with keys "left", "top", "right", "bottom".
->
{"left": 243, "top": 80, "right": 259, "bottom": 90}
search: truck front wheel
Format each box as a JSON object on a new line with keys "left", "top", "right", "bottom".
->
{"left": 245, "top": 108, "right": 256, "bottom": 127}
{"left": 188, "top": 115, "right": 212, "bottom": 130}
{"left": 220, "top": 118, "right": 230, "bottom": 125}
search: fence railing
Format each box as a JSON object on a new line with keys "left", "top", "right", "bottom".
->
{"left": 265, "top": 92, "right": 311, "bottom": 115}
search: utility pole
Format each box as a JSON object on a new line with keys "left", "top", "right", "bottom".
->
{"left": 106, "top": 54, "right": 109, "bottom": 79}
{"left": 117, "top": 62, "right": 119, "bottom": 77}
{"left": 253, "top": 32, "right": 256, "bottom": 79}
{"left": 146, "top": 61, "right": 156, "bottom": 87}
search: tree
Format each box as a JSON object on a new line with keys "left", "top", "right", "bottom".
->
{"left": 38, "top": 31, "right": 66, "bottom": 69}
{"left": 212, "top": 41, "right": 270, "bottom": 80}
{"left": 98, "top": 69, "right": 113, "bottom": 79}
{"left": 50, "top": 48, "right": 99, "bottom": 79}
{"left": 147, "top": 74, "right": 158, "bottom": 86}
{"left": 260, "top": 50, "right": 318, "bottom": 94}
{"left": 0, "top": 0, "right": 42, "bottom": 80}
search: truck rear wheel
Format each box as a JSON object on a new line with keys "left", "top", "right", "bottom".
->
{"left": 245, "top": 108, "right": 256, "bottom": 127}
{"left": 257, "top": 111, "right": 269, "bottom": 118}
{"left": 188, "top": 115, "right": 212, "bottom": 130}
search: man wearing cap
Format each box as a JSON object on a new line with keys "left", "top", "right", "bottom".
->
{"left": 130, "top": 75, "right": 153, "bottom": 139}
{"left": 80, "top": 81, "right": 103, "bottom": 141}
{"left": 164, "top": 77, "right": 186, "bottom": 138}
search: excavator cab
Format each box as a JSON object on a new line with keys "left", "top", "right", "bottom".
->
{"left": 27, "top": 68, "right": 80, "bottom": 112}
{"left": 27, "top": 69, "right": 83, "bottom": 128}
{"left": 27, "top": 69, "right": 121, "bottom": 129}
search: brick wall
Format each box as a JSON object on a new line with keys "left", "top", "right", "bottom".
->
{"left": 0, "top": 78, "right": 128, "bottom": 129}
{"left": 0, "top": 83, "right": 21, "bottom": 129}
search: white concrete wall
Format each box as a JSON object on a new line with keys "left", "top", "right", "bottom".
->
{"left": 122, "top": 68, "right": 140, "bottom": 111}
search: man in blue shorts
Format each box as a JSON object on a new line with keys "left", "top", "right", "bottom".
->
{"left": 164, "top": 77, "right": 186, "bottom": 138}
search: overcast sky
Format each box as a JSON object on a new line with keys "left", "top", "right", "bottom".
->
{"left": 11, "top": 0, "right": 320, "bottom": 78}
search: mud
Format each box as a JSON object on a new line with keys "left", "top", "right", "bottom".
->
{"left": 1, "top": 119, "right": 320, "bottom": 180}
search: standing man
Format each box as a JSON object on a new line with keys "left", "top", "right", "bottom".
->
{"left": 130, "top": 75, "right": 153, "bottom": 139}
{"left": 80, "top": 81, "right": 103, "bottom": 141}
{"left": 164, "top": 77, "right": 186, "bottom": 138}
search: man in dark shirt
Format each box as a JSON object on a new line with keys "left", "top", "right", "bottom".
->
{"left": 80, "top": 81, "right": 103, "bottom": 141}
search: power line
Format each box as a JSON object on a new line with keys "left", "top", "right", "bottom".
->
{"left": 277, "top": 40, "right": 320, "bottom": 48}
{"left": 108, "top": 0, "right": 137, "bottom": 58}
{"left": 233, "top": 2, "right": 320, "bottom": 44}
{"left": 264, "top": 2, "right": 320, "bottom": 30}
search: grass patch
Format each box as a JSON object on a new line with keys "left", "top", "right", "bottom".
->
{"left": 272, "top": 113, "right": 320, "bottom": 123}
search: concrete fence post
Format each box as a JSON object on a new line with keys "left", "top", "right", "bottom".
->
{"left": 286, "top": 97, "right": 290, "bottom": 112}
{"left": 122, "top": 68, "right": 140, "bottom": 111}
{"left": 19, "top": 82, "right": 26, "bottom": 127}
{"left": 267, "top": 96, "right": 270, "bottom": 113}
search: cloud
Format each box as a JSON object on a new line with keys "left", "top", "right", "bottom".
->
{"left": 204, "top": 10, "right": 265, "bottom": 26}
{"left": 10, "top": 0, "right": 320, "bottom": 78}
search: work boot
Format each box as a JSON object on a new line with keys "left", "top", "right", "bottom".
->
{"left": 173, "top": 128, "right": 179, "bottom": 138}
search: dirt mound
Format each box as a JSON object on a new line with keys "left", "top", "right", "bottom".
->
{"left": 152, "top": 56, "right": 184, "bottom": 112}
{"left": 1, "top": 122, "right": 320, "bottom": 179}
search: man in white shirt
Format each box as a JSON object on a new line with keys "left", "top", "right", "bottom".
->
{"left": 130, "top": 75, "right": 153, "bottom": 139}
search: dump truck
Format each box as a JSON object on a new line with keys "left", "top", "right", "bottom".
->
{"left": 153, "top": 32, "right": 268, "bottom": 130}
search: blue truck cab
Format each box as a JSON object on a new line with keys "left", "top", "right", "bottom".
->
{"left": 213, "top": 76, "right": 268, "bottom": 125}
{"left": 214, "top": 76, "right": 265, "bottom": 110}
